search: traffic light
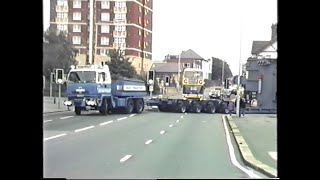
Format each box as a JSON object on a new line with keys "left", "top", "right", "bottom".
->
{"left": 147, "top": 70, "right": 154, "bottom": 84}
{"left": 51, "top": 73, "right": 55, "bottom": 83}
{"left": 224, "top": 79, "right": 229, "bottom": 89}
{"left": 55, "top": 69, "right": 64, "bottom": 84}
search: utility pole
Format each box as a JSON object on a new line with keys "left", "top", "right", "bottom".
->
{"left": 222, "top": 60, "right": 225, "bottom": 86}
{"left": 236, "top": 31, "right": 242, "bottom": 117}
{"left": 140, "top": 0, "right": 146, "bottom": 75}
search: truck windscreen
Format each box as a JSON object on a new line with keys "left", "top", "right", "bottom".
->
{"left": 68, "top": 71, "right": 96, "bottom": 83}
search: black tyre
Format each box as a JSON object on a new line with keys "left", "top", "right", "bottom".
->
{"left": 99, "top": 99, "right": 108, "bottom": 115}
{"left": 124, "top": 98, "right": 134, "bottom": 114}
{"left": 75, "top": 106, "right": 81, "bottom": 115}
{"left": 192, "top": 103, "right": 202, "bottom": 113}
{"left": 176, "top": 104, "right": 187, "bottom": 113}
{"left": 133, "top": 99, "right": 144, "bottom": 114}
{"left": 207, "top": 105, "right": 216, "bottom": 114}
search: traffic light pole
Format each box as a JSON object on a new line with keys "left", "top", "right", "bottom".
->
{"left": 58, "top": 84, "right": 61, "bottom": 109}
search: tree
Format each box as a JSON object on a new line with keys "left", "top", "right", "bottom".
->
{"left": 106, "top": 48, "right": 141, "bottom": 81}
{"left": 43, "top": 27, "right": 78, "bottom": 79}
{"left": 211, "top": 57, "right": 233, "bottom": 80}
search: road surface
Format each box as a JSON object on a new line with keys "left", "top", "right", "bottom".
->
{"left": 43, "top": 110, "right": 268, "bottom": 179}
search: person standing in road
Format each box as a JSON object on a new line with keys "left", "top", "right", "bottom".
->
{"left": 227, "top": 100, "right": 235, "bottom": 116}
{"left": 240, "top": 97, "right": 246, "bottom": 117}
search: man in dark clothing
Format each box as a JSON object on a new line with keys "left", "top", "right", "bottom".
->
{"left": 240, "top": 98, "right": 246, "bottom": 117}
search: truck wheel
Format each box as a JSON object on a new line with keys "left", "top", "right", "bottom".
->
{"left": 133, "top": 99, "right": 144, "bottom": 114}
{"left": 191, "top": 103, "right": 201, "bottom": 113}
{"left": 75, "top": 107, "right": 81, "bottom": 115}
{"left": 207, "top": 105, "right": 216, "bottom": 114}
{"left": 158, "top": 105, "right": 166, "bottom": 112}
{"left": 124, "top": 99, "right": 134, "bottom": 114}
{"left": 99, "top": 99, "right": 108, "bottom": 115}
{"left": 176, "top": 104, "right": 186, "bottom": 113}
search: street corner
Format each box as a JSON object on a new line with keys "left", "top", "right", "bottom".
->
{"left": 222, "top": 114, "right": 277, "bottom": 178}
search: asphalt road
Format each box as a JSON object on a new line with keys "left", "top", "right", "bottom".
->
{"left": 43, "top": 110, "right": 267, "bottom": 179}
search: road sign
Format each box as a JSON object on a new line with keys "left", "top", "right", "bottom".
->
{"left": 149, "top": 85, "right": 154, "bottom": 92}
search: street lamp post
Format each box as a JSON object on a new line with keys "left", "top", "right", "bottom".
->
{"left": 222, "top": 60, "right": 225, "bottom": 86}
{"left": 236, "top": 32, "right": 242, "bottom": 117}
{"left": 177, "top": 54, "right": 181, "bottom": 91}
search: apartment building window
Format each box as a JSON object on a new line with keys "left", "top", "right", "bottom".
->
{"left": 138, "top": 40, "right": 141, "bottom": 47}
{"left": 72, "top": 36, "right": 81, "bottom": 44}
{"left": 101, "top": 25, "right": 109, "bottom": 33}
{"left": 57, "top": 24, "right": 68, "bottom": 32}
{"left": 73, "top": 12, "right": 81, "bottom": 20}
{"left": 114, "top": 37, "right": 125, "bottom": 43}
{"left": 101, "top": 13, "right": 110, "bottom": 21}
{"left": 57, "top": 0, "right": 67, "bottom": 6}
{"left": 101, "top": 37, "right": 109, "bottom": 45}
{"left": 73, "top": 0, "right": 81, "bottom": 8}
{"left": 73, "top": 24, "right": 81, "bottom": 32}
{"left": 115, "top": 13, "right": 126, "bottom": 20}
{"left": 139, "top": 29, "right": 141, "bottom": 36}
{"left": 139, "top": 6, "right": 142, "bottom": 12}
{"left": 101, "top": 0, "right": 110, "bottom": 9}
{"left": 115, "top": 25, "right": 125, "bottom": 31}
{"left": 115, "top": 1, "right": 126, "bottom": 7}
{"left": 138, "top": 17, "right": 141, "bottom": 24}
{"left": 100, "top": 49, "right": 108, "bottom": 56}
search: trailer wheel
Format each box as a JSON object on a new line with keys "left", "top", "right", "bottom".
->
{"left": 133, "top": 99, "right": 144, "bottom": 114}
{"left": 75, "top": 107, "right": 81, "bottom": 115}
{"left": 176, "top": 104, "right": 186, "bottom": 113}
{"left": 124, "top": 98, "right": 134, "bottom": 114}
{"left": 99, "top": 99, "right": 108, "bottom": 115}
{"left": 195, "top": 105, "right": 202, "bottom": 113}
{"left": 207, "top": 105, "right": 216, "bottom": 114}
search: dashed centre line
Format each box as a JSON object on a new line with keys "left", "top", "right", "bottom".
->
{"left": 100, "top": 121, "right": 114, "bottom": 126}
{"left": 44, "top": 134, "right": 67, "bottom": 141}
{"left": 117, "top": 117, "right": 127, "bottom": 121}
{"left": 60, "top": 116, "right": 74, "bottom": 119}
{"left": 145, "top": 140, "right": 153, "bottom": 144}
{"left": 120, "top": 155, "right": 132, "bottom": 162}
{"left": 74, "top": 126, "right": 95, "bottom": 132}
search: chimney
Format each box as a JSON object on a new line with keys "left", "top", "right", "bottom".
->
{"left": 271, "top": 23, "right": 277, "bottom": 40}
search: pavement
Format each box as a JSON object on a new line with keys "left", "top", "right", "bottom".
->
{"left": 224, "top": 114, "right": 277, "bottom": 178}
{"left": 43, "top": 96, "right": 70, "bottom": 114}
{"left": 43, "top": 110, "right": 269, "bottom": 179}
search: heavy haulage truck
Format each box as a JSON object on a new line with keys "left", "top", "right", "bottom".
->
{"left": 63, "top": 64, "right": 146, "bottom": 115}
{"left": 146, "top": 68, "right": 229, "bottom": 114}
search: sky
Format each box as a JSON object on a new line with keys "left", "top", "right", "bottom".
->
{"left": 43, "top": 0, "right": 277, "bottom": 75}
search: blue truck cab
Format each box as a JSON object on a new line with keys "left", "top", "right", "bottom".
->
{"left": 64, "top": 65, "right": 146, "bottom": 115}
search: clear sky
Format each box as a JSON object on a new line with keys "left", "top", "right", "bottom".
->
{"left": 43, "top": 0, "right": 277, "bottom": 75}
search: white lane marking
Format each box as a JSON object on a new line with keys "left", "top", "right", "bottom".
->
{"left": 74, "top": 126, "right": 95, "bottom": 132}
{"left": 145, "top": 140, "right": 153, "bottom": 144}
{"left": 169, "top": 124, "right": 173, "bottom": 127}
{"left": 176, "top": 120, "right": 180, "bottom": 123}
{"left": 181, "top": 116, "right": 184, "bottom": 118}
{"left": 185, "top": 113, "right": 187, "bottom": 114}
{"left": 117, "top": 117, "right": 128, "bottom": 121}
{"left": 268, "top": 151, "right": 277, "bottom": 160}
{"left": 129, "top": 114, "right": 136, "bottom": 117}
{"left": 44, "top": 120, "right": 52, "bottom": 122}
{"left": 44, "top": 134, "right": 67, "bottom": 141}
{"left": 60, "top": 116, "right": 74, "bottom": 119}
{"left": 120, "top": 155, "right": 132, "bottom": 162}
{"left": 160, "top": 130, "right": 166, "bottom": 134}
{"left": 100, "top": 120, "right": 114, "bottom": 126}
{"left": 222, "top": 116, "right": 261, "bottom": 178}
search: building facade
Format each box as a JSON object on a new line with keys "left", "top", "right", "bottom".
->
{"left": 50, "top": 0, "right": 153, "bottom": 74}
{"left": 244, "top": 23, "right": 277, "bottom": 110}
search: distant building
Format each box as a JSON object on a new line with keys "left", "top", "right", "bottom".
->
{"left": 243, "top": 23, "right": 277, "bottom": 110}
{"left": 49, "top": 0, "right": 153, "bottom": 74}
{"left": 151, "top": 49, "right": 210, "bottom": 87}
